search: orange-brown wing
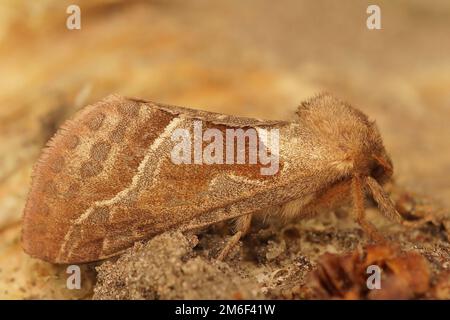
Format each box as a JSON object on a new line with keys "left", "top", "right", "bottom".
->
{"left": 22, "top": 95, "right": 297, "bottom": 264}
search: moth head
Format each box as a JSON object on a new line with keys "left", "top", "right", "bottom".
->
{"left": 352, "top": 121, "right": 393, "bottom": 185}
{"left": 369, "top": 152, "right": 393, "bottom": 184}
{"left": 297, "top": 94, "right": 394, "bottom": 184}
{"left": 361, "top": 118, "right": 394, "bottom": 185}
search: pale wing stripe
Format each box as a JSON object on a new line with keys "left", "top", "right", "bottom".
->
{"left": 58, "top": 117, "right": 184, "bottom": 261}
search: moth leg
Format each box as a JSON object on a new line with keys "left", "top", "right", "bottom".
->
{"left": 365, "top": 176, "right": 424, "bottom": 228}
{"left": 217, "top": 214, "right": 252, "bottom": 261}
{"left": 352, "top": 176, "right": 386, "bottom": 242}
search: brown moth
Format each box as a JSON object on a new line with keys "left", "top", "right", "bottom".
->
{"left": 22, "top": 94, "right": 407, "bottom": 264}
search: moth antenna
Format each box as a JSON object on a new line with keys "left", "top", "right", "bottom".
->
{"left": 352, "top": 175, "right": 386, "bottom": 242}
{"left": 366, "top": 176, "right": 426, "bottom": 228}
{"left": 365, "top": 176, "right": 402, "bottom": 223}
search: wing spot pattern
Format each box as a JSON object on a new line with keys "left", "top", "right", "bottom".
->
{"left": 85, "top": 112, "right": 106, "bottom": 131}
{"left": 90, "top": 141, "right": 112, "bottom": 162}
{"left": 80, "top": 160, "right": 103, "bottom": 179}
{"left": 58, "top": 117, "right": 183, "bottom": 262}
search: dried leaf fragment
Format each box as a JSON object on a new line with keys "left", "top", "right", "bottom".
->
{"left": 305, "top": 244, "right": 431, "bottom": 299}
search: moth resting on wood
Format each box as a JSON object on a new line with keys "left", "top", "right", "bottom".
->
{"left": 22, "top": 94, "right": 407, "bottom": 263}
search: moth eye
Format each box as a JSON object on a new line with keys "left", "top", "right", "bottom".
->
{"left": 370, "top": 163, "right": 385, "bottom": 180}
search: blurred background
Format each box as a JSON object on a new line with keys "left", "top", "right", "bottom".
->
{"left": 0, "top": 0, "right": 449, "bottom": 298}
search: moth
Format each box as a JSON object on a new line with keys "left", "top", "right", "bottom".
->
{"left": 22, "top": 94, "right": 408, "bottom": 264}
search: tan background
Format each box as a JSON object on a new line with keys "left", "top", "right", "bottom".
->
{"left": 0, "top": 0, "right": 449, "bottom": 298}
